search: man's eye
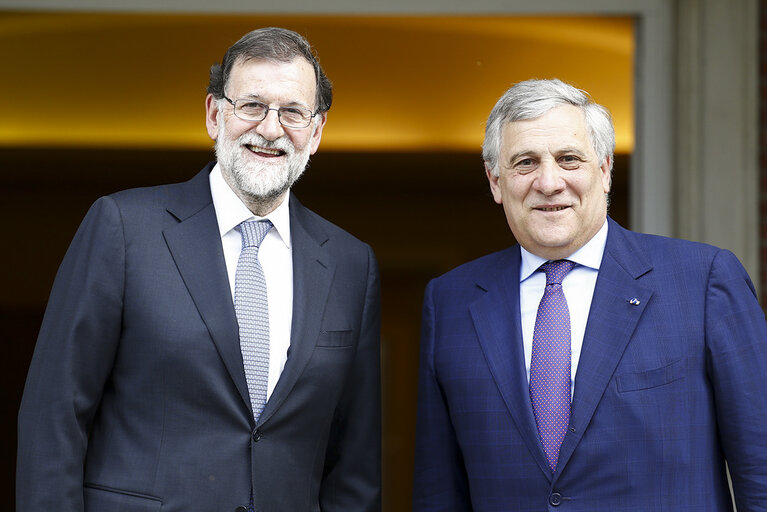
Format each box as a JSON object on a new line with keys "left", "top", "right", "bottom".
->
{"left": 240, "top": 102, "right": 267, "bottom": 114}
{"left": 279, "top": 107, "right": 310, "bottom": 123}
{"left": 560, "top": 155, "right": 581, "bottom": 167}
{"left": 516, "top": 158, "right": 536, "bottom": 168}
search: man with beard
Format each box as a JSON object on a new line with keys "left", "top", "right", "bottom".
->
{"left": 17, "top": 27, "right": 381, "bottom": 512}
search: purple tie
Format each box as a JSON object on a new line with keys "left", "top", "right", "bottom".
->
{"left": 529, "top": 259, "right": 576, "bottom": 471}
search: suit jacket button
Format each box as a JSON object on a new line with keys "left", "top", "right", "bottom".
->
{"left": 549, "top": 492, "right": 562, "bottom": 506}
{"left": 252, "top": 429, "right": 262, "bottom": 442}
{"left": 235, "top": 506, "right": 248, "bottom": 512}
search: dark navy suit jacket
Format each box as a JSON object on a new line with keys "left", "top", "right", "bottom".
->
{"left": 17, "top": 164, "right": 381, "bottom": 512}
{"left": 413, "top": 218, "right": 767, "bottom": 511}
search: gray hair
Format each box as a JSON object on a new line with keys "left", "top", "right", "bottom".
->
{"left": 207, "top": 27, "right": 332, "bottom": 114}
{"left": 482, "top": 78, "right": 615, "bottom": 177}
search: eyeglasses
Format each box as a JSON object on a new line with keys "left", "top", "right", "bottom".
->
{"left": 223, "top": 96, "right": 317, "bottom": 129}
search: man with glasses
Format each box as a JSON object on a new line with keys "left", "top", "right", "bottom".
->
{"left": 17, "top": 27, "right": 381, "bottom": 512}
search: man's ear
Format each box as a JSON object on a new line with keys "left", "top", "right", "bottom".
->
{"left": 600, "top": 156, "right": 612, "bottom": 194}
{"left": 485, "top": 162, "right": 503, "bottom": 205}
{"left": 205, "top": 94, "right": 221, "bottom": 141}
{"left": 308, "top": 112, "right": 328, "bottom": 155}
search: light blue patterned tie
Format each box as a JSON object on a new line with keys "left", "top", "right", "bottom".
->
{"left": 235, "top": 219, "right": 273, "bottom": 422}
{"left": 529, "top": 259, "right": 576, "bottom": 471}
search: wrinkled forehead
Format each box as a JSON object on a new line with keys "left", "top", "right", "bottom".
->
{"left": 230, "top": 55, "right": 316, "bottom": 80}
{"left": 225, "top": 57, "right": 318, "bottom": 102}
{"left": 501, "top": 104, "right": 592, "bottom": 151}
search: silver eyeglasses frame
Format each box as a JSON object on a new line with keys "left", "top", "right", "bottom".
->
{"left": 222, "top": 96, "right": 317, "bottom": 129}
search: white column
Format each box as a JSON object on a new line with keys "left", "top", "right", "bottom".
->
{"left": 675, "top": 0, "right": 759, "bottom": 285}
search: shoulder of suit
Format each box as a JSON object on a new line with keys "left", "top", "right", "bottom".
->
{"left": 608, "top": 220, "right": 722, "bottom": 261}
{"left": 430, "top": 247, "right": 517, "bottom": 287}
{"left": 87, "top": 165, "right": 211, "bottom": 222}
{"left": 108, "top": 171, "right": 206, "bottom": 206}
{"left": 291, "top": 195, "right": 372, "bottom": 250}
{"left": 606, "top": 219, "right": 733, "bottom": 281}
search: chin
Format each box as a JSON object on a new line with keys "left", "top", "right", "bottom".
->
{"left": 524, "top": 231, "right": 576, "bottom": 258}
{"left": 217, "top": 133, "right": 311, "bottom": 201}
{"left": 236, "top": 168, "right": 293, "bottom": 199}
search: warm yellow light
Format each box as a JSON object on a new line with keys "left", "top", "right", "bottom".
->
{"left": 0, "top": 13, "right": 633, "bottom": 153}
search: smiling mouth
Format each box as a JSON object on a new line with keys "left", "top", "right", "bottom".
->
{"left": 246, "top": 144, "right": 286, "bottom": 157}
{"left": 536, "top": 206, "right": 569, "bottom": 212}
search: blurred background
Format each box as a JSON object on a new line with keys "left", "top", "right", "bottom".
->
{"left": 2, "top": 1, "right": 762, "bottom": 510}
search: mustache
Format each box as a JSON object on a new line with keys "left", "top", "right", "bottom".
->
{"left": 237, "top": 133, "right": 293, "bottom": 154}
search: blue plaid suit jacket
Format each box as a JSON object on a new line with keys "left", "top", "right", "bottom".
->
{"left": 413, "top": 218, "right": 767, "bottom": 511}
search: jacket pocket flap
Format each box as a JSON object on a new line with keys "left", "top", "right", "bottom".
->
{"left": 616, "top": 358, "right": 686, "bottom": 392}
{"left": 84, "top": 483, "right": 162, "bottom": 511}
{"left": 316, "top": 329, "right": 354, "bottom": 347}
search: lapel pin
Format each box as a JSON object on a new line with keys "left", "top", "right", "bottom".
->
{"left": 628, "top": 298, "right": 641, "bottom": 306}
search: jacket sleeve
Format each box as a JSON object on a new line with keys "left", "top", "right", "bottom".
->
{"left": 412, "top": 280, "right": 472, "bottom": 512}
{"left": 319, "top": 244, "right": 382, "bottom": 512}
{"left": 17, "top": 196, "right": 125, "bottom": 512}
{"left": 705, "top": 249, "right": 767, "bottom": 511}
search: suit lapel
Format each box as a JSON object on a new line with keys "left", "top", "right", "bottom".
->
{"left": 162, "top": 165, "right": 252, "bottom": 411}
{"left": 555, "top": 219, "right": 653, "bottom": 475}
{"left": 257, "top": 196, "right": 333, "bottom": 425}
{"left": 469, "top": 247, "right": 553, "bottom": 478}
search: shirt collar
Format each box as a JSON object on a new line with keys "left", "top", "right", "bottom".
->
{"left": 519, "top": 219, "right": 608, "bottom": 282}
{"left": 209, "top": 163, "right": 292, "bottom": 248}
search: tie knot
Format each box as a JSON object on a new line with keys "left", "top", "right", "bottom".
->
{"left": 540, "top": 259, "right": 575, "bottom": 285}
{"left": 239, "top": 220, "right": 273, "bottom": 249}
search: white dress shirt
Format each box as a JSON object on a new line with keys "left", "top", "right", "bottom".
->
{"left": 209, "top": 164, "right": 293, "bottom": 400}
{"left": 519, "top": 220, "right": 608, "bottom": 397}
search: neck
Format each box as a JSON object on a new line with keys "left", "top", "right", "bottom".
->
{"left": 219, "top": 166, "right": 288, "bottom": 217}
{"left": 237, "top": 189, "right": 287, "bottom": 217}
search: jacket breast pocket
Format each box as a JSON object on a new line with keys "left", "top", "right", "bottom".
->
{"left": 616, "top": 358, "right": 686, "bottom": 392}
{"left": 84, "top": 483, "right": 163, "bottom": 511}
{"left": 315, "top": 329, "right": 354, "bottom": 348}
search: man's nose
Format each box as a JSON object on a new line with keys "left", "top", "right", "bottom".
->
{"left": 255, "top": 108, "right": 285, "bottom": 141}
{"left": 533, "top": 160, "right": 566, "bottom": 194}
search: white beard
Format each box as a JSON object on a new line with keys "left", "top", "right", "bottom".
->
{"left": 215, "top": 117, "right": 313, "bottom": 200}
